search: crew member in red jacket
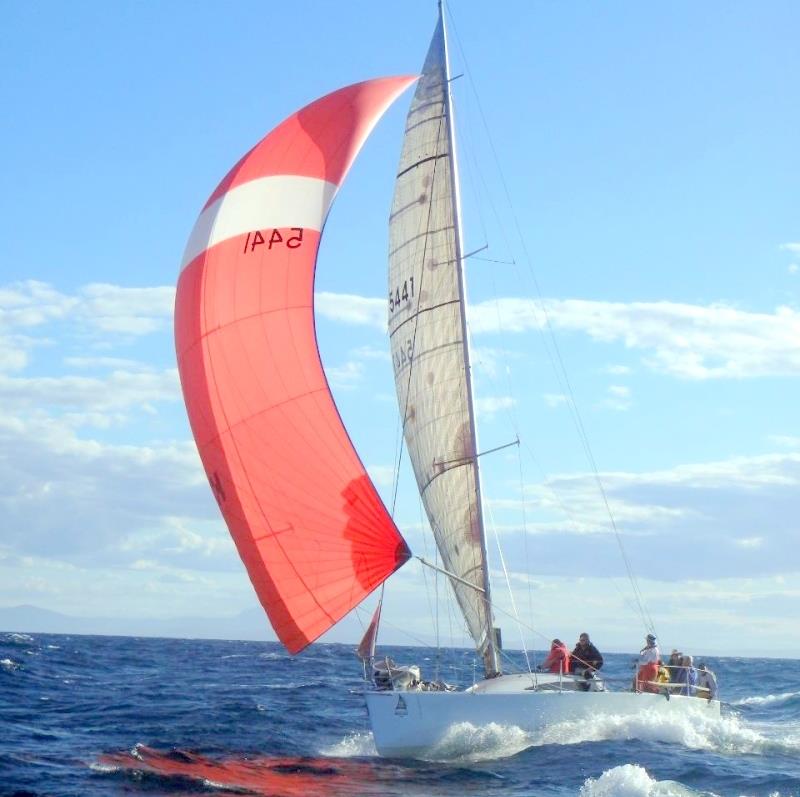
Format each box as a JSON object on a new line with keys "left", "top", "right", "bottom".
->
{"left": 539, "top": 639, "right": 571, "bottom": 674}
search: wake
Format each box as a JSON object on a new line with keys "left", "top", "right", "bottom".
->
{"left": 578, "top": 764, "right": 707, "bottom": 797}
{"left": 325, "top": 707, "right": 800, "bottom": 763}
{"left": 732, "top": 690, "right": 800, "bottom": 707}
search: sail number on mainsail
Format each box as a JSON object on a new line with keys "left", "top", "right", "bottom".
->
{"left": 389, "top": 277, "right": 415, "bottom": 312}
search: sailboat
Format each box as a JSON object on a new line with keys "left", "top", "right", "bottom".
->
{"left": 175, "top": 4, "right": 720, "bottom": 759}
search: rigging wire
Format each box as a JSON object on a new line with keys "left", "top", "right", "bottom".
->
{"left": 469, "top": 318, "right": 647, "bottom": 629}
{"left": 445, "top": 3, "right": 656, "bottom": 636}
{"left": 484, "top": 499, "right": 533, "bottom": 675}
{"left": 516, "top": 447, "right": 538, "bottom": 670}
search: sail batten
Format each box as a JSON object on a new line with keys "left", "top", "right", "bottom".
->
{"left": 176, "top": 77, "right": 416, "bottom": 655}
{"left": 388, "top": 13, "right": 499, "bottom": 675}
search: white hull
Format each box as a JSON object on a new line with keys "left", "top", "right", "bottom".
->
{"left": 365, "top": 674, "right": 721, "bottom": 758}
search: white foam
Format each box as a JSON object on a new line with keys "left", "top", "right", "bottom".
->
{"left": 1, "top": 658, "right": 19, "bottom": 670}
{"left": 320, "top": 732, "right": 378, "bottom": 758}
{"left": 427, "top": 722, "right": 532, "bottom": 762}
{"left": 424, "top": 709, "right": 800, "bottom": 762}
{"left": 202, "top": 779, "right": 230, "bottom": 789}
{"left": 263, "top": 681, "right": 321, "bottom": 690}
{"left": 89, "top": 762, "right": 119, "bottom": 774}
{"left": 579, "top": 764, "right": 701, "bottom": 797}
{"left": 323, "top": 708, "right": 800, "bottom": 763}
{"left": 732, "top": 691, "right": 800, "bottom": 706}
{"left": 258, "top": 652, "right": 285, "bottom": 661}
{"left": 538, "top": 709, "right": 800, "bottom": 758}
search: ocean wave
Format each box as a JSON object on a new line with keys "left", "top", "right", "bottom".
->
{"left": 5, "top": 632, "right": 34, "bottom": 644}
{"left": 732, "top": 691, "right": 800, "bottom": 707}
{"left": 320, "top": 731, "right": 378, "bottom": 757}
{"left": 88, "top": 762, "right": 119, "bottom": 774}
{"left": 258, "top": 652, "right": 286, "bottom": 661}
{"left": 536, "top": 709, "right": 800, "bottom": 758}
{"left": 262, "top": 680, "right": 327, "bottom": 691}
{"left": 578, "top": 764, "right": 707, "bottom": 797}
{"left": 427, "top": 721, "right": 532, "bottom": 762}
{"left": 1, "top": 658, "right": 20, "bottom": 671}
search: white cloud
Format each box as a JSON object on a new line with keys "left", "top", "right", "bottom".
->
{"left": 601, "top": 384, "right": 632, "bottom": 411}
{"left": 544, "top": 393, "right": 568, "bottom": 408}
{"left": 486, "top": 452, "right": 800, "bottom": 583}
{"left": 780, "top": 242, "right": 800, "bottom": 255}
{"left": 367, "top": 464, "right": 396, "bottom": 487}
{"left": 315, "top": 292, "right": 385, "bottom": 329}
{"left": 475, "top": 395, "right": 515, "bottom": 418}
{"left": 472, "top": 346, "right": 520, "bottom": 379}
{"left": 789, "top": 264, "right": 799, "bottom": 275}
{"left": 325, "top": 360, "right": 364, "bottom": 389}
{"left": 768, "top": 435, "right": 800, "bottom": 449}
{"left": 0, "top": 411, "right": 227, "bottom": 568}
{"left": 0, "top": 335, "right": 34, "bottom": 372}
{"left": 469, "top": 298, "right": 800, "bottom": 380}
{"left": 0, "top": 281, "right": 76, "bottom": 329}
{"left": 0, "top": 369, "right": 180, "bottom": 412}
{"left": 63, "top": 356, "right": 154, "bottom": 370}
{"left": 312, "top": 291, "right": 800, "bottom": 380}
{"left": 734, "top": 537, "right": 764, "bottom": 549}
{"left": 77, "top": 283, "right": 175, "bottom": 334}
{"left": 350, "top": 345, "right": 390, "bottom": 362}
{"left": 0, "top": 280, "right": 174, "bottom": 338}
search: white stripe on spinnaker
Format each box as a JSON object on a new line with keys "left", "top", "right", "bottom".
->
{"left": 181, "top": 175, "right": 338, "bottom": 270}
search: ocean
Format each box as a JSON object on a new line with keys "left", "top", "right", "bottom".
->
{"left": 1, "top": 631, "right": 798, "bottom": 796}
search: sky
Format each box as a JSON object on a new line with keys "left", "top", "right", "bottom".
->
{"left": 1, "top": 1, "right": 799, "bottom": 659}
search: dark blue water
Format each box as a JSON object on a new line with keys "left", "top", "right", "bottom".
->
{"left": 1, "top": 632, "right": 798, "bottom": 796}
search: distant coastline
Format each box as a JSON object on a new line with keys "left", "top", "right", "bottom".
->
{"left": 2, "top": 605, "right": 795, "bottom": 659}
{"left": 0, "top": 604, "right": 274, "bottom": 643}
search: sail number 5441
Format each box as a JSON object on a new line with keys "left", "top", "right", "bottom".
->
{"left": 389, "top": 277, "right": 415, "bottom": 312}
{"left": 243, "top": 228, "right": 304, "bottom": 253}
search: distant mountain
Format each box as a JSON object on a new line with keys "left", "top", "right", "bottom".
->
{"left": 0, "top": 604, "right": 277, "bottom": 642}
{"left": 0, "top": 604, "right": 390, "bottom": 647}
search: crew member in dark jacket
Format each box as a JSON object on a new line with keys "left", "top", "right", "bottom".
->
{"left": 571, "top": 633, "right": 604, "bottom": 690}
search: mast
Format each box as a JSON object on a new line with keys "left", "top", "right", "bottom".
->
{"left": 439, "top": 1, "right": 500, "bottom": 677}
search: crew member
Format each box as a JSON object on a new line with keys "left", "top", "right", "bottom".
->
{"left": 636, "top": 633, "right": 660, "bottom": 693}
{"left": 697, "top": 663, "right": 718, "bottom": 700}
{"left": 539, "top": 639, "right": 570, "bottom": 674}
{"left": 571, "top": 632, "right": 603, "bottom": 690}
{"left": 677, "top": 655, "right": 698, "bottom": 697}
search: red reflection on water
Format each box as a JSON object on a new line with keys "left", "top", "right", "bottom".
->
{"left": 99, "top": 744, "right": 399, "bottom": 796}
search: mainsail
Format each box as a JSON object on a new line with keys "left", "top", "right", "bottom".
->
{"left": 175, "top": 78, "right": 415, "bottom": 655}
{"left": 388, "top": 13, "right": 500, "bottom": 675}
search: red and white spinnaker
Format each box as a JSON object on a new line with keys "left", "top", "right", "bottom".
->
{"left": 175, "top": 78, "right": 415, "bottom": 654}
